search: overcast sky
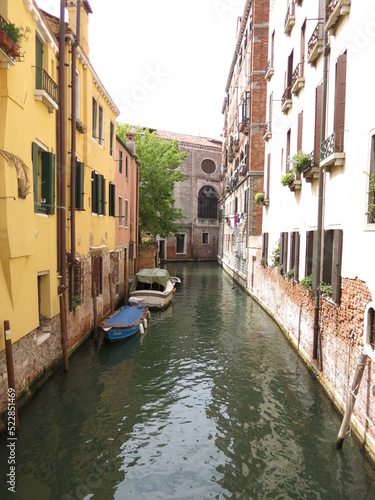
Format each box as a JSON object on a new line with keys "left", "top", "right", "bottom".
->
{"left": 37, "top": 0, "right": 244, "bottom": 139}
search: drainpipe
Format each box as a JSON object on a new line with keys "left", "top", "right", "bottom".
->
{"left": 313, "top": 2, "right": 328, "bottom": 360}
{"left": 59, "top": 0, "right": 68, "bottom": 371}
{"left": 70, "top": 0, "right": 81, "bottom": 264}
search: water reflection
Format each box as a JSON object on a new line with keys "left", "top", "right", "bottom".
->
{"left": 0, "top": 263, "right": 375, "bottom": 499}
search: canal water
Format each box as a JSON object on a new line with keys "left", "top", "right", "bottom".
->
{"left": 1, "top": 262, "right": 375, "bottom": 499}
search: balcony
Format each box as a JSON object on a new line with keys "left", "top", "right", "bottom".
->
{"left": 265, "top": 57, "right": 274, "bottom": 81}
{"left": 284, "top": 2, "right": 296, "bottom": 36}
{"left": 263, "top": 122, "right": 272, "bottom": 142}
{"left": 281, "top": 86, "right": 292, "bottom": 114}
{"left": 320, "top": 132, "right": 345, "bottom": 171}
{"left": 303, "top": 151, "right": 320, "bottom": 183}
{"left": 325, "top": 0, "right": 351, "bottom": 33}
{"left": 307, "top": 23, "right": 324, "bottom": 66}
{"left": 34, "top": 69, "right": 58, "bottom": 113}
{"left": 291, "top": 62, "right": 305, "bottom": 95}
{"left": 239, "top": 118, "right": 250, "bottom": 134}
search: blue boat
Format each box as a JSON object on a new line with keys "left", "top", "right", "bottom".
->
{"left": 99, "top": 305, "right": 149, "bottom": 342}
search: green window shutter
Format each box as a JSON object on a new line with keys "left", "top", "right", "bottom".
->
{"left": 75, "top": 160, "right": 84, "bottom": 210}
{"left": 35, "top": 37, "right": 43, "bottom": 89}
{"left": 92, "top": 171, "right": 98, "bottom": 213}
{"left": 96, "top": 174, "right": 103, "bottom": 214}
{"left": 42, "top": 152, "right": 55, "bottom": 215}
{"left": 102, "top": 177, "right": 106, "bottom": 215}
{"left": 32, "top": 142, "right": 39, "bottom": 210}
{"left": 110, "top": 183, "right": 116, "bottom": 216}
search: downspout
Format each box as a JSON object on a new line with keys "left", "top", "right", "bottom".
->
{"left": 59, "top": 0, "right": 68, "bottom": 371}
{"left": 70, "top": 0, "right": 81, "bottom": 264}
{"left": 313, "top": 2, "right": 328, "bottom": 360}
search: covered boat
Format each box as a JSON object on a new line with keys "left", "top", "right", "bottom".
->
{"left": 99, "top": 305, "right": 149, "bottom": 341}
{"left": 128, "top": 268, "right": 181, "bottom": 310}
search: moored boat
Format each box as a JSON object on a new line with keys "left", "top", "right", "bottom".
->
{"left": 128, "top": 268, "right": 181, "bottom": 310}
{"left": 99, "top": 305, "right": 149, "bottom": 342}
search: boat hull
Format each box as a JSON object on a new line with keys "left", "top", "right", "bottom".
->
{"left": 99, "top": 305, "right": 148, "bottom": 342}
{"left": 129, "top": 281, "right": 174, "bottom": 310}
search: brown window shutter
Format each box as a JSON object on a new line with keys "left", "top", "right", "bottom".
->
{"left": 311, "top": 230, "right": 318, "bottom": 291}
{"left": 334, "top": 52, "right": 347, "bottom": 151}
{"left": 315, "top": 84, "right": 323, "bottom": 165}
{"left": 323, "top": 230, "right": 333, "bottom": 285}
{"left": 289, "top": 232, "right": 294, "bottom": 271}
{"left": 294, "top": 232, "right": 300, "bottom": 282}
{"left": 332, "top": 229, "right": 343, "bottom": 303}
{"left": 297, "top": 111, "right": 303, "bottom": 152}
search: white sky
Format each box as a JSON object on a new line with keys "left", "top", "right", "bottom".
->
{"left": 36, "top": 0, "right": 245, "bottom": 140}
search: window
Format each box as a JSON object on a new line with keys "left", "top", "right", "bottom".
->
{"left": 125, "top": 199, "right": 128, "bottom": 227}
{"left": 126, "top": 157, "right": 129, "bottom": 179}
{"left": 91, "top": 171, "right": 106, "bottom": 215}
{"left": 367, "top": 135, "right": 375, "bottom": 223}
{"left": 110, "top": 121, "right": 114, "bottom": 157}
{"left": 32, "top": 142, "right": 55, "bottom": 214}
{"left": 262, "top": 233, "right": 269, "bottom": 265}
{"left": 118, "top": 196, "right": 122, "bottom": 227}
{"left": 201, "top": 159, "right": 216, "bottom": 175}
{"left": 99, "top": 105, "right": 104, "bottom": 147}
{"left": 119, "top": 150, "right": 123, "bottom": 174}
{"left": 202, "top": 232, "right": 209, "bottom": 245}
{"left": 92, "top": 97, "right": 98, "bottom": 140}
{"left": 37, "top": 272, "right": 51, "bottom": 324}
{"left": 75, "top": 159, "right": 84, "bottom": 210}
{"left": 109, "top": 182, "right": 115, "bottom": 217}
{"left": 176, "top": 234, "right": 186, "bottom": 254}
{"left": 91, "top": 255, "right": 103, "bottom": 296}
{"left": 289, "top": 231, "right": 300, "bottom": 281}
{"left": 35, "top": 36, "right": 43, "bottom": 90}
{"left": 305, "top": 230, "right": 317, "bottom": 287}
{"left": 322, "top": 229, "right": 343, "bottom": 303}
{"left": 198, "top": 186, "right": 218, "bottom": 219}
{"left": 279, "top": 232, "right": 288, "bottom": 275}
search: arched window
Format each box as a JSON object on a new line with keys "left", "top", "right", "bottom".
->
{"left": 198, "top": 185, "right": 218, "bottom": 219}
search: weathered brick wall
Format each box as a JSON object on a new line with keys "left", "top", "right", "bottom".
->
{"left": 138, "top": 243, "right": 158, "bottom": 270}
{"left": 248, "top": 255, "right": 375, "bottom": 461}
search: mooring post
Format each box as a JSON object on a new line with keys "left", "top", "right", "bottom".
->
{"left": 336, "top": 352, "right": 368, "bottom": 449}
{"left": 93, "top": 281, "right": 98, "bottom": 336}
{"left": 3, "top": 320, "right": 19, "bottom": 430}
{"left": 109, "top": 272, "right": 114, "bottom": 313}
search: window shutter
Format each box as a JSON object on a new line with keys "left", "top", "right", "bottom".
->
{"left": 334, "top": 52, "right": 347, "bottom": 151}
{"left": 42, "top": 152, "right": 55, "bottom": 215}
{"left": 32, "top": 142, "right": 39, "bottom": 209}
{"left": 35, "top": 37, "right": 43, "bottom": 89}
{"left": 289, "top": 232, "right": 294, "bottom": 272}
{"left": 109, "top": 182, "right": 115, "bottom": 217}
{"left": 101, "top": 177, "right": 106, "bottom": 215}
{"left": 97, "top": 174, "right": 103, "bottom": 214}
{"left": 92, "top": 172, "right": 97, "bottom": 213}
{"left": 311, "top": 230, "right": 318, "bottom": 291}
{"left": 323, "top": 230, "right": 333, "bottom": 285}
{"left": 332, "top": 229, "right": 343, "bottom": 303}
{"left": 294, "top": 232, "right": 300, "bottom": 282}
{"left": 245, "top": 144, "right": 249, "bottom": 170}
{"left": 297, "top": 111, "right": 303, "bottom": 152}
{"left": 75, "top": 160, "right": 84, "bottom": 210}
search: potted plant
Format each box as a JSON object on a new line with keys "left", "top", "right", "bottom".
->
{"left": 0, "top": 20, "right": 30, "bottom": 57}
{"left": 254, "top": 192, "right": 265, "bottom": 205}
{"left": 292, "top": 150, "right": 312, "bottom": 174}
{"left": 281, "top": 172, "right": 295, "bottom": 186}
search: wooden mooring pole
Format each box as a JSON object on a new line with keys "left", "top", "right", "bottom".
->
{"left": 3, "top": 320, "right": 19, "bottom": 430}
{"left": 93, "top": 282, "right": 98, "bottom": 336}
{"left": 336, "top": 352, "right": 368, "bottom": 449}
{"left": 109, "top": 272, "right": 114, "bottom": 313}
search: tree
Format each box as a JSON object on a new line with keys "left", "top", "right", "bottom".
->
{"left": 117, "top": 125, "right": 187, "bottom": 237}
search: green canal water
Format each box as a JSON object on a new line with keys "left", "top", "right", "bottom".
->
{"left": 1, "top": 262, "right": 375, "bottom": 499}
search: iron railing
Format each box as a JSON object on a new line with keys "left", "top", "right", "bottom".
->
{"left": 307, "top": 23, "right": 323, "bottom": 61}
{"left": 36, "top": 68, "right": 58, "bottom": 104}
{"left": 284, "top": 2, "right": 296, "bottom": 30}
{"left": 281, "top": 86, "right": 292, "bottom": 107}
{"left": 291, "top": 62, "right": 304, "bottom": 88}
{"left": 320, "top": 131, "right": 344, "bottom": 161}
{"left": 265, "top": 57, "right": 274, "bottom": 75}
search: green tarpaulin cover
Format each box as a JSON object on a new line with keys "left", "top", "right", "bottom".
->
{"left": 130, "top": 268, "right": 171, "bottom": 292}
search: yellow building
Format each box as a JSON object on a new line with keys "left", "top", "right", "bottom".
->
{"left": 0, "top": 0, "right": 119, "bottom": 422}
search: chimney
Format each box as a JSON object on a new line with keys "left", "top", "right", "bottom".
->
{"left": 66, "top": 0, "right": 92, "bottom": 56}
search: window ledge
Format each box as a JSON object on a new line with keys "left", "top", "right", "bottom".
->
{"left": 263, "top": 131, "right": 272, "bottom": 142}
{"left": 320, "top": 152, "right": 345, "bottom": 171}
{"left": 303, "top": 166, "right": 320, "bottom": 183}
{"left": 265, "top": 67, "right": 274, "bottom": 81}
{"left": 307, "top": 40, "right": 323, "bottom": 66}
{"left": 281, "top": 99, "right": 292, "bottom": 114}
{"left": 291, "top": 77, "right": 305, "bottom": 95}
{"left": 34, "top": 89, "right": 58, "bottom": 113}
{"left": 36, "top": 330, "right": 51, "bottom": 345}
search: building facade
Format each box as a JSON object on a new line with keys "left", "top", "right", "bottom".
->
{"left": 152, "top": 130, "right": 222, "bottom": 262}
{"left": 247, "top": 0, "right": 375, "bottom": 461}
{"left": 219, "top": 0, "right": 269, "bottom": 289}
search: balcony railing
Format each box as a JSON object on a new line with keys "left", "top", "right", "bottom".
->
{"left": 307, "top": 23, "right": 324, "bottom": 65}
{"left": 325, "top": 0, "right": 351, "bottom": 32}
{"left": 34, "top": 68, "right": 58, "bottom": 112}
{"left": 281, "top": 86, "right": 292, "bottom": 113}
{"left": 265, "top": 57, "right": 274, "bottom": 81}
{"left": 284, "top": 2, "right": 296, "bottom": 35}
{"left": 291, "top": 62, "right": 305, "bottom": 94}
{"left": 263, "top": 122, "right": 272, "bottom": 142}
{"left": 320, "top": 131, "right": 346, "bottom": 170}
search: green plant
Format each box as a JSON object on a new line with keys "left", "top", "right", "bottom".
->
{"left": 287, "top": 269, "right": 294, "bottom": 280}
{"left": 72, "top": 295, "right": 81, "bottom": 311}
{"left": 365, "top": 172, "right": 375, "bottom": 222}
{"left": 1, "top": 22, "right": 30, "bottom": 45}
{"left": 271, "top": 242, "right": 280, "bottom": 267}
{"left": 291, "top": 150, "right": 311, "bottom": 174}
{"left": 300, "top": 274, "right": 312, "bottom": 290}
{"left": 254, "top": 192, "right": 265, "bottom": 205}
{"left": 281, "top": 172, "right": 295, "bottom": 186}
{"left": 319, "top": 282, "right": 332, "bottom": 298}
